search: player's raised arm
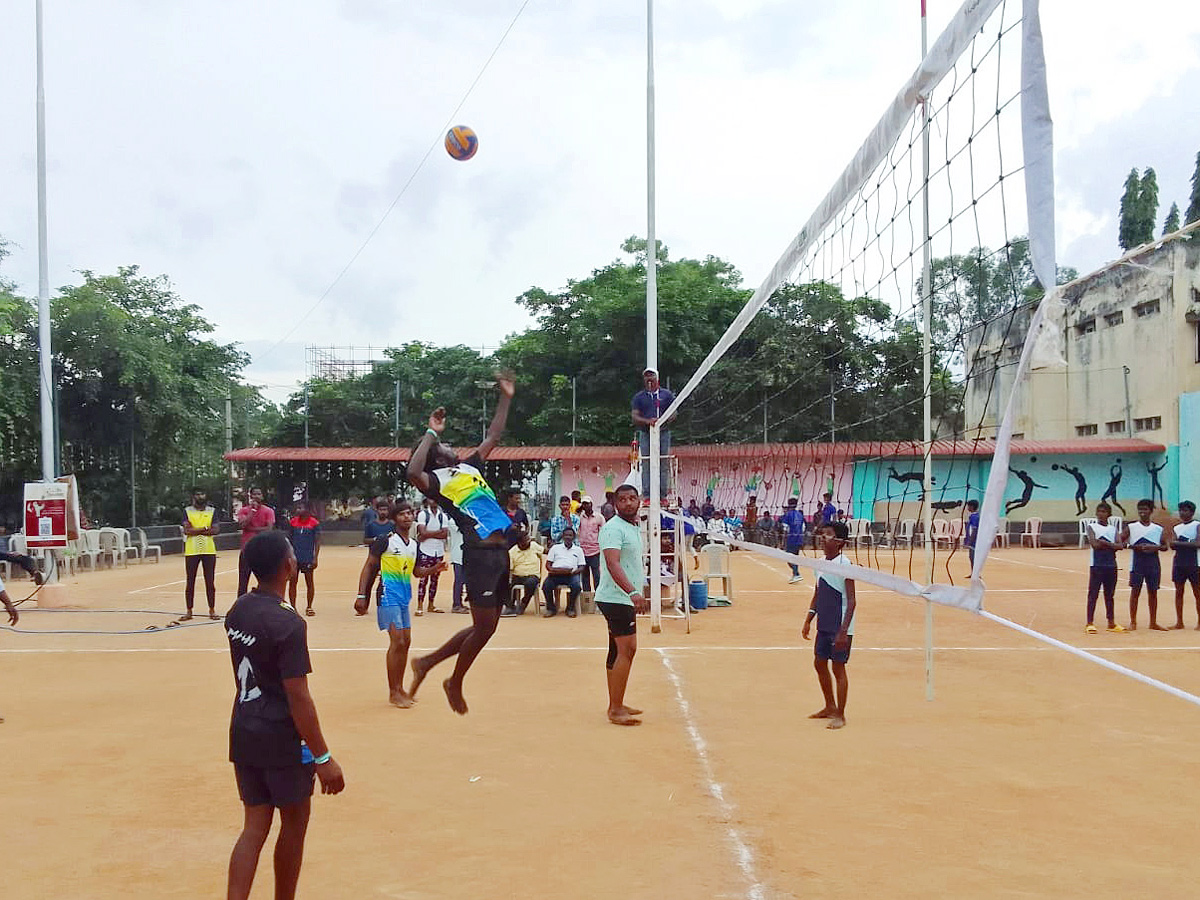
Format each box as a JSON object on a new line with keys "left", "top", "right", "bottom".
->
{"left": 476, "top": 373, "right": 515, "bottom": 461}
{"left": 408, "top": 408, "right": 445, "bottom": 494}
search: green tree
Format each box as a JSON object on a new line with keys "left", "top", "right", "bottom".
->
{"left": 1118, "top": 168, "right": 1143, "bottom": 251}
{"left": 1137, "top": 168, "right": 1159, "bottom": 245}
{"left": 1163, "top": 202, "right": 1181, "bottom": 236}
{"left": 1186, "top": 151, "right": 1200, "bottom": 229}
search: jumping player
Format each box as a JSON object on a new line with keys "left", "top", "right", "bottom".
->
{"left": 1084, "top": 502, "right": 1125, "bottom": 634}
{"left": 405, "top": 374, "right": 516, "bottom": 715}
{"left": 801, "top": 521, "right": 856, "bottom": 730}
{"left": 1169, "top": 500, "right": 1200, "bottom": 629}
{"left": 355, "top": 501, "right": 445, "bottom": 708}
{"left": 1122, "top": 498, "right": 1168, "bottom": 631}
{"left": 224, "top": 531, "right": 344, "bottom": 900}
{"left": 593, "top": 483, "right": 650, "bottom": 725}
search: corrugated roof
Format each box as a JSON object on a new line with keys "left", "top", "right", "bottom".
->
{"left": 225, "top": 437, "right": 1164, "bottom": 464}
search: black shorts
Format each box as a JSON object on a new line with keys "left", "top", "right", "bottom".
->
{"left": 814, "top": 632, "right": 853, "bottom": 663}
{"left": 234, "top": 762, "right": 314, "bottom": 808}
{"left": 597, "top": 601, "right": 637, "bottom": 638}
{"left": 1130, "top": 568, "right": 1161, "bottom": 592}
{"left": 295, "top": 562, "right": 315, "bottom": 575}
{"left": 463, "top": 543, "right": 510, "bottom": 608}
{"left": 1173, "top": 565, "right": 1200, "bottom": 587}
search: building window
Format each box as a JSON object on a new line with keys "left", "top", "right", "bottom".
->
{"left": 1010, "top": 433, "right": 1024, "bottom": 440}
{"left": 1104, "top": 311, "right": 1124, "bottom": 327}
{"left": 1134, "top": 299, "right": 1161, "bottom": 318}
{"left": 1075, "top": 319, "right": 1096, "bottom": 336}
{"left": 1133, "top": 416, "right": 1162, "bottom": 431}
{"left": 1106, "top": 420, "right": 1126, "bottom": 434}
{"left": 1075, "top": 424, "right": 1098, "bottom": 436}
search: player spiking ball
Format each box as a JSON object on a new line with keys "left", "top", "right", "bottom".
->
{"left": 406, "top": 372, "right": 516, "bottom": 715}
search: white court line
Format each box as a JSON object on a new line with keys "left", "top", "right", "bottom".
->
{"left": 7, "top": 644, "right": 1200, "bottom": 654}
{"left": 127, "top": 569, "right": 238, "bottom": 593}
{"left": 657, "top": 649, "right": 765, "bottom": 900}
{"left": 985, "top": 555, "right": 1081, "bottom": 574}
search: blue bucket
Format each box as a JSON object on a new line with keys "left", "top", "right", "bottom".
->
{"left": 688, "top": 580, "right": 708, "bottom": 610}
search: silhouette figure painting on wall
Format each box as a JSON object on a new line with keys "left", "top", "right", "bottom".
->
{"left": 1005, "top": 467, "right": 1048, "bottom": 515}
{"left": 888, "top": 466, "right": 934, "bottom": 487}
{"left": 1100, "top": 461, "right": 1126, "bottom": 517}
{"left": 931, "top": 499, "right": 963, "bottom": 512}
{"left": 1146, "top": 457, "right": 1167, "bottom": 508}
{"left": 1052, "top": 463, "right": 1089, "bottom": 515}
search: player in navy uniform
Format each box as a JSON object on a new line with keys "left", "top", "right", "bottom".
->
{"left": 406, "top": 373, "right": 517, "bottom": 715}
{"left": 225, "top": 531, "right": 344, "bottom": 900}
{"left": 1121, "top": 498, "right": 1168, "bottom": 631}
{"left": 1169, "top": 500, "right": 1200, "bottom": 629}
{"left": 801, "top": 521, "right": 857, "bottom": 730}
{"left": 1083, "top": 502, "right": 1125, "bottom": 634}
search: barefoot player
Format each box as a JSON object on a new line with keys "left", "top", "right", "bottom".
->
{"left": 1169, "top": 500, "right": 1200, "bottom": 629}
{"left": 355, "top": 500, "right": 445, "bottom": 708}
{"left": 593, "top": 483, "right": 651, "bottom": 725}
{"left": 801, "top": 521, "right": 856, "bottom": 730}
{"left": 1123, "top": 498, "right": 1168, "bottom": 631}
{"left": 406, "top": 374, "right": 517, "bottom": 715}
{"left": 225, "top": 531, "right": 344, "bottom": 900}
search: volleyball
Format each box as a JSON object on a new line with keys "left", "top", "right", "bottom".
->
{"left": 445, "top": 126, "right": 478, "bottom": 161}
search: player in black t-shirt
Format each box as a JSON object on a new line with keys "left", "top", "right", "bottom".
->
{"left": 406, "top": 373, "right": 515, "bottom": 715}
{"left": 225, "top": 531, "right": 344, "bottom": 900}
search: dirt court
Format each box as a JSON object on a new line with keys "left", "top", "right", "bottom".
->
{"left": 4, "top": 541, "right": 1200, "bottom": 899}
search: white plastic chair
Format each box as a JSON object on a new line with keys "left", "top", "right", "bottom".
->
{"left": 118, "top": 529, "right": 140, "bottom": 564}
{"left": 1078, "top": 517, "right": 1098, "bottom": 548}
{"left": 892, "top": 518, "right": 917, "bottom": 547}
{"left": 851, "top": 518, "right": 874, "bottom": 546}
{"left": 993, "top": 518, "right": 1011, "bottom": 548}
{"left": 76, "top": 530, "right": 102, "bottom": 571}
{"left": 700, "top": 543, "right": 733, "bottom": 602}
{"left": 135, "top": 528, "right": 161, "bottom": 564}
{"left": 929, "top": 518, "right": 953, "bottom": 548}
{"left": 97, "top": 528, "right": 123, "bottom": 568}
{"left": 1021, "top": 517, "right": 1043, "bottom": 548}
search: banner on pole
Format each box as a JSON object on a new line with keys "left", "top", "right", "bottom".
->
{"left": 24, "top": 481, "right": 70, "bottom": 549}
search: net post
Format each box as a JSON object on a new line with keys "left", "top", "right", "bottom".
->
{"left": 648, "top": 425, "right": 662, "bottom": 633}
{"left": 920, "top": 0, "right": 935, "bottom": 702}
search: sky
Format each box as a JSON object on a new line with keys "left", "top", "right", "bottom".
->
{"left": 1, "top": 0, "right": 1198, "bottom": 405}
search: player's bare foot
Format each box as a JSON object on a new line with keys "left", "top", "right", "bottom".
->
{"left": 827, "top": 716, "right": 846, "bottom": 730}
{"left": 409, "top": 657, "right": 431, "bottom": 698}
{"left": 1149, "top": 623, "right": 1168, "bottom": 631}
{"left": 208, "top": 609, "right": 219, "bottom": 620}
{"left": 1128, "top": 622, "right": 1137, "bottom": 630}
{"left": 608, "top": 711, "right": 642, "bottom": 726}
{"left": 808, "top": 708, "right": 836, "bottom": 719}
{"left": 180, "top": 612, "right": 194, "bottom": 621}
{"left": 1172, "top": 621, "right": 1185, "bottom": 629}
{"left": 389, "top": 691, "right": 414, "bottom": 709}
{"left": 615, "top": 705, "right": 643, "bottom": 717}
{"left": 443, "top": 678, "right": 468, "bottom": 715}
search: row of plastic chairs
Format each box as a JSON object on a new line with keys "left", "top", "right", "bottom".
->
{"left": 2, "top": 527, "right": 161, "bottom": 579}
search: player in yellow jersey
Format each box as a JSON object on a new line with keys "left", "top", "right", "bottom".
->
{"left": 182, "top": 488, "right": 220, "bottom": 620}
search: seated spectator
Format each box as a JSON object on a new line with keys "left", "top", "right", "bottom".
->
{"left": 687, "top": 499, "right": 701, "bottom": 519}
{"left": 507, "top": 528, "right": 543, "bottom": 617}
{"left": 701, "top": 496, "right": 715, "bottom": 520}
{"left": 757, "top": 511, "right": 775, "bottom": 547}
{"left": 542, "top": 527, "right": 585, "bottom": 617}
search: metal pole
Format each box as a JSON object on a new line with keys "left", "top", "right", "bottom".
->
{"left": 1123, "top": 365, "right": 1133, "bottom": 435}
{"left": 763, "top": 391, "right": 768, "bottom": 444}
{"left": 130, "top": 430, "right": 136, "bottom": 528}
{"left": 482, "top": 391, "right": 487, "bottom": 443}
{"left": 303, "top": 384, "right": 310, "bottom": 448}
{"left": 394, "top": 379, "right": 401, "bottom": 447}
{"left": 36, "top": 0, "right": 54, "bottom": 485}
{"left": 646, "top": 0, "right": 662, "bottom": 633}
{"left": 225, "top": 396, "right": 233, "bottom": 518}
{"left": 920, "top": 1, "right": 935, "bottom": 701}
{"left": 571, "top": 377, "right": 577, "bottom": 447}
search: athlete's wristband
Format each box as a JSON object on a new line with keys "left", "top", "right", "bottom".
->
{"left": 356, "top": 594, "right": 366, "bottom": 600}
{"left": 313, "top": 751, "right": 332, "bottom": 765}
{"left": 806, "top": 608, "right": 817, "bottom": 617}
{"left": 426, "top": 428, "right": 438, "bottom": 437}
{"left": 628, "top": 590, "right": 640, "bottom": 599}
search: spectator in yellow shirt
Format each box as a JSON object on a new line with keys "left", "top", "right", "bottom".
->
{"left": 507, "top": 529, "right": 543, "bottom": 616}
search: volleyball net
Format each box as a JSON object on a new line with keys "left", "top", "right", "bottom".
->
{"left": 651, "top": 0, "right": 1063, "bottom": 616}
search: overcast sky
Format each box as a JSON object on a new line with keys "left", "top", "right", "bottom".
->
{"left": 2, "top": 0, "right": 1197, "bottom": 404}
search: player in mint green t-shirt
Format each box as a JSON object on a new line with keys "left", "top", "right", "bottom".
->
{"left": 594, "top": 484, "right": 651, "bottom": 725}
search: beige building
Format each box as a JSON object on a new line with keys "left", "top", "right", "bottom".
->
{"left": 965, "top": 232, "right": 1200, "bottom": 502}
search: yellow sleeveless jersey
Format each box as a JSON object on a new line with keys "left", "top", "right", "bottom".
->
{"left": 185, "top": 506, "right": 217, "bottom": 556}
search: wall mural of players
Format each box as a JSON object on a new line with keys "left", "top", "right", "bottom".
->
{"left": 1100, "top": 460, "right": 1127, "bottom": 517}
{"left": 1146, "top": 457, "right": 1168, "bottom": 509}
{"left": 1005, "top": 459, "right": 1048, "bottom": 516}
{"left": 1051, "top": 463, "right": 1088, "bottom": 516}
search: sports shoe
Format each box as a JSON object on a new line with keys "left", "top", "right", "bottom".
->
{"left": 499, "top": 607, "right": 518, "bottom": 617}
{"left": 1107, "top": 623, "right": 1126, "bottom": 633}
{"left": 788, "top": 575, "right": 804, "bottom": 584}
{"left": 1085, "top": 624, "right": 1098, "bottom": 634}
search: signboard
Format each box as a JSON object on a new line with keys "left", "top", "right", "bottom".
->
{"left": 24, "top": 481, "right": 70, "bottom": 550}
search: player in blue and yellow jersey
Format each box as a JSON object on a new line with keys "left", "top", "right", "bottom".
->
{"left": 405, "top": 373, "right": 516, "bottom": 715}
{"left": 355, "top": 500, "right": 445, "bottom": 708}
{"left": 182, "top": 487, "right": 220, "bottom": 620}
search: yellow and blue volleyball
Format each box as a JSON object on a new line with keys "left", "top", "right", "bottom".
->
{"left": 445, "top": 125, "right": 479, "bottom": 162}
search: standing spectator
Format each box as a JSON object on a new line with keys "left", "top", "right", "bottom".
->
{"left": 542, "top": 528, "right": 586, "bottom": 617}
{"left": 415, "top": 497, "right": 449, "bottom": 615}
{"left": 821, "top": 493, "right": 837, "bottom": 526}
{"left": 236, "top": 487, "right": 276, "bottom": 597}
{"left": 285, "top": 501, "right": 321, "bottom": 616}
{"left": 631, "top": 368, "right": 674, "bottom": 502}
{"left": 744, "top": 496, "right": 759, "bottom": 543}
{"left": 701, "top": 496, "right": 715, "bottom": 521}
{"left": 570, "top": 490, "right": 583, "bottom": 515}
{"left": 507, "top": 529, "right": 543, "bottom": 616}
{"left": 548, "top": 495, "right": 580, "bottom": 546}
{"left": 577, "top": 495, "right": 604, "bottom": 592}
{"left": 446, "top": 514, "right": 467, "bottom": 614}
{"left": 780, "top": 498, "right": 806, "bottom": 584}
{"left": 358, "top": 497, "right": 394, "bottom": 611}
{"left": 601, "top": 491, "right": 617, "bottom": 521}
{"left": 182, "top": 488, "right": 220, "bottom": 621}
{"left": 502, "top": 489, "right": 530, "bottom": 546}
{"left": 757, "top": 510, "right": 776, "bottom": 547}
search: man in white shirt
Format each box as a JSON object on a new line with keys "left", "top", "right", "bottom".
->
{"left": 446, "top": 514, "right": 467, "bottom": 613}
{"left": 416, "top": 497, "right": 449, "bottom": 615}
{"left": 542, "top": 527, "right": 586, "bottom": 617}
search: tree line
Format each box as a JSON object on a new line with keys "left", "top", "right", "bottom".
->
{"left": 1118, "top": 150, "right": 1200, "bottom": 251}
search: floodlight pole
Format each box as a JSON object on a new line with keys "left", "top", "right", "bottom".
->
{"left": 920, "top": 0, "right": 935, "bottom": 701}
{"left": 646, "top": 0, "right": 662, "bottom": 634}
